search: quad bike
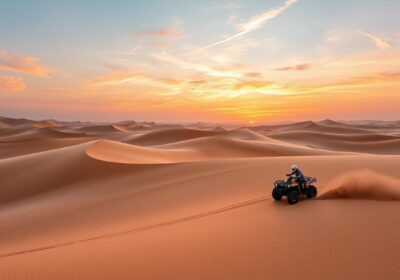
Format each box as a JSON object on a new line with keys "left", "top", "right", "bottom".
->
{"left": 272, "top": 175, "right": 318, "bottom": 205}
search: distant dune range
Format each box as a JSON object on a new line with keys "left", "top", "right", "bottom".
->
{"left": 1, "top": 116, "right": 400, "bottom": 279}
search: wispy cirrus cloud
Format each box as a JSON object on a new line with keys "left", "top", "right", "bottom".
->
{"left": 324, "top": 72, "right": 400, "bottom": 89}
{"left": 0, "top": 49, "right": 49, "bottom": 76}
{"left": 356, "top": 29, "right": 391, "bottom": 50}
{"left": 204, "top": 0, "right": 297, "bottom": 49}
{"left": 284, "top": 72, "right": 400, "bottom": 96}
{"left": 88, "top": 70, "right": 180, "bottom": 88}
{"left": 152, "top": 51, "right": 244, "bottom": 78}
{"left": 89, "top": 71, "right": 145, "bottom": 86}
{"left": 0, "top": 76, "right": 26, "bottom": 92}
{"left": 127, "top": 46, "right": 143, "bottom": 55}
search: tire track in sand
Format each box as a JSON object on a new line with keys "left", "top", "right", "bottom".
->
{"left": 0, "top": 195, "right": 271, "bottom": 259}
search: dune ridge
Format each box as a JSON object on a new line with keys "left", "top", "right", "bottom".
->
{"left": 86, "top": 138, "right": 347, "bottom": 165}
{"left": 120, "top": 127, "right": 269, "bottom": 146}
{"left": 86, "top": 139, "right": 203, "bottom": 164}
{"left": 269, "top": 131, "right": 400, "bottom": 154}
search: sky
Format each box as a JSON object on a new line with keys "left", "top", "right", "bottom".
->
{"left": 0, "top": 0, "right": 399, "bottom": 123}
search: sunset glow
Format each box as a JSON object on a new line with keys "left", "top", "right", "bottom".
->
{"left": 0, "top": 0, "right": 399, "bottom": 122}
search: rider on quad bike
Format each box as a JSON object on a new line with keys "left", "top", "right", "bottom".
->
{"left": 286, "top": 164, "right": 305, "bottom": 192}
{"left": 272, "top": 165, "right": 318, "bottom": 204}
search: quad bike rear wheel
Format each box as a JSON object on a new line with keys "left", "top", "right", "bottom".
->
{"left": 272, "top": 188, "right": 283, "bottom": 201}
{"left": 287, "top": 190, "right": 299, "bottom": 205}
{"left": 306, "top": 185, "right": 317, "bottom": 199}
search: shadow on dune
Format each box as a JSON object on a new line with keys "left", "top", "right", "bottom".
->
{"left": 318, "top": 169, "right": 400, "bottom": 201}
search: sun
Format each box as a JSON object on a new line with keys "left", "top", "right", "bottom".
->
{"left": 249, "top": 120, "right": 255, "bottom": 124}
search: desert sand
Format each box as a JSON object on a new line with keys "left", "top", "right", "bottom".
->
{"left": 1, "top": 116, "right": 400, "bottom": 279}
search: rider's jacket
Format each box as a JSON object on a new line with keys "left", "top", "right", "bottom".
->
{"left": 289, "top": 169, "right": 305, "bottom": 181}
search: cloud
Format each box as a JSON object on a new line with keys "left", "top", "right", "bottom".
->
{"left": 152, "top": 52, "right": 243, "bottom": 78}
{"left": 244, "top": 72, "right": 263, "bottom": 78}
{"left": 331, "top": 72, "right": 400, "bottom": 88}
{"left": 89, "top": 71, "right": 144, "bottom": 86}
{"left": 127, "top": 46, "right": 142, "bottom": 55}
{"left": 150, "top": 29, "right": 181, "bottom": 38}
{"left": 356, "top": 30, "right": 391, "bottom": 50}
{"left": 204, "top": 0, "right": 297, "bottom": 49}
{"left": 233, "top": 80, "right": 274, "bottom": 90}
{"left": 88, "top": 70, "right": 180, "bottom": 88}
{"left": 275, "top": 63, "right": 313, "bottom": 71}
{"left": 325, "top": 34, "right": 342, "bottom": 43}
{"left": 0, "top": 76, "right": 26, "bottom": 92}
{"left": 148, "top": 18, "right": 186, "bottom": 40}
{"left": 292, "top": 72, "right": 400, "bottom": 96}
{"left": 0, "top": 49, "right": 49, "bottom": 76}
{"left": 134, "top": 17, "right": 186, "bottom": 48}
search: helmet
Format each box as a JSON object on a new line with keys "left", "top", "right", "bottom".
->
{"left": 291, "top": 164, "right": 298, "bottom": 171}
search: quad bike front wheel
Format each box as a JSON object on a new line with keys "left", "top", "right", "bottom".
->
{"left": 287, "top": 190, "right": 299, "bottom": 205}
{"left": 272, "top": 188, "right": 283, "bottom": 201}
{"left": 306, "top": 185, "right": 317, "bottom": 199}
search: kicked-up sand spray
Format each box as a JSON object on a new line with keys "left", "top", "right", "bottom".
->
{"left": 318, "top": 169, "right": 400, "bottom": 201}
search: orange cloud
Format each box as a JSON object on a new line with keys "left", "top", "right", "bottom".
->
{"left": 134, "top": 17, "right": 186, "bottom": 48}
{"left": 149, "top": 28, "right": 184, "bottom": 39}
{"left": 0, "top": 76, "right": 26, "bottom": 92}
{"left": 0, "top": 49, "right": 49, "bottom": 76}
{"left": 89, "top": 71, "right": 143, "bottom": 86}
{"left": 152, "top": 17, "right": 185, "bottom": 39}
{"left": 88, "top": 70, "right": 181, "bottom": 88}
{"left": 315, "top": 72, "right": 400, "bottom": 92}
{"left": 348, "top": 72, "right": 400, "bottom": 85}
{"left": 275, "top": 63, "right": 313, "bottom": 71}
{"left": 233, "top": 80, "right": 274, "bottom": 90}
{"left": 244, "top": 72, "right": 263, "bottom": 78}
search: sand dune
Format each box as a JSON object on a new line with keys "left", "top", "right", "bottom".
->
{"left": 254, "top": 120, "right": 379, "bottom": 134}
{"left": 269, "top": 131, "right": 400, "bottom": 154}
{"left": 112, "top": 121, "right": 180, "bottom": 132}
{"left": 122, "top": 127, "right": 281, "bottom": 147}
{"left": 0, "top": 121, "right": 10, "bottom": 129}
{"left": 71, "top": 124, "right": 124, "bottom": 135}
{"left": 1, "top": 152, "right": 400, "bottom": 279}
{"left": 111, "top": 124, "right": 132, "bottom": 132}
{"left": 1, "top": 116, "right": 400, "bottom": 279}
{"left": 87, "top": 138, "right": 344, "bottom": 165}
{"left": 0, "top": 138, "right": 94, "bottom": 159}
{"left": 120, "top": 127, "right": 221, "bottom": 146}
{"left": 155, "top": 136, "right": 345, "bottom": 157}
{"left": 33, "top": 120, "right": 63, "bottom": 128}
{"left": 0, "top": 116, "right": 33, "bottom": 126}
{"left": 342, "top": 120, "right": 400, "bottom": 129}
{"left": 86, "top": 139, "right": 203, "bottom": 163}
{"left": 0, "top": 124, "right": 93, "bottom": 159}
{"left": 0, "top": 127, "right": 85, "bottom": 141}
